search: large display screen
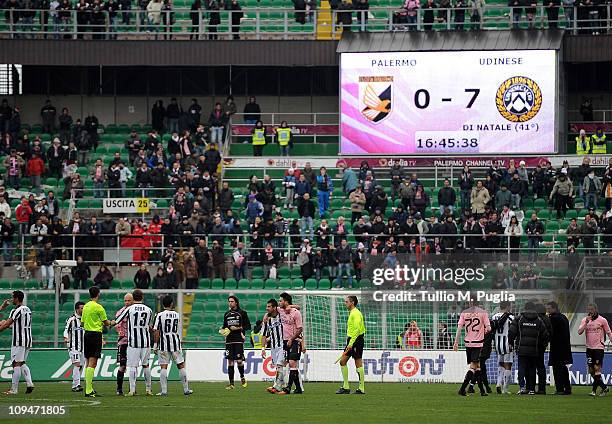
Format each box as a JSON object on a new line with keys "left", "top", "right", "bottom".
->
{"left": 340, "top": 50, "right": 557, "bottom": 155}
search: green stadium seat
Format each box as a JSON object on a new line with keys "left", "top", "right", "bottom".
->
{"left": 278, "top": 278, "right": 292, "bottom": 289}
{"left": 199, "top": 278, "right": 211, "bottom": 289}
{"left": 211, "top": 278, "right": 224, "bottom": 289}
{"left": 291, "top": 278, "right": 304, "bottom": 289}
{"left": 305, "top": 278, "right": 318, "bottom": 290}
{"left": 565, "top": 210, "right": 578, "bottom": 220}
{"left": 237, "top": 279, "right": 250, "bottom": 289}
{"left": 251, "top": 278, "right": 264, "bottom": 289}
{"left": 264, "top": 279, "right": 278, "bottom": 289}
{"left": 224, "top": 278, "right": 238, "bottom": 289}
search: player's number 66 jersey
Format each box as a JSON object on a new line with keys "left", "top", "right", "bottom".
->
{"left": 154, "top": 310, "right": 182, "bottom": 352}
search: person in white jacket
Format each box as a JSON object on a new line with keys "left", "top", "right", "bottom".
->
{"left": 118, "top": 163, "right": 133, "bottom": 198}
{"left": 147, "top": 0, "right": 163, "bottom": 35}
{"left": 0, "top": 197, "right": 11, "bottom": 219}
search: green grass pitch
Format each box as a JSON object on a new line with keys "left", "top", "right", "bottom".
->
{"left": 0, "top": 382, "right": 609, "bottom": 424}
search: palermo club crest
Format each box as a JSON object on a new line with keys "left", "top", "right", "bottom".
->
{"left": 496, "top": 76, "right": 542, "bottom": 122}
{"left": 359, "top": 76, "right": 393, "bottom": 123}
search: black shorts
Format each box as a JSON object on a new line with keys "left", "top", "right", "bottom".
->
{"left": 466, "top": 347, "right": 482, "bottom": 364}
{"left": 117, "top": 344, "right": 127, "bottom": 367}
{"left": 344, "top": 335, "right": 365, "bottom": 360}
{"left": 283, "top": 339, "right": 301, "bottom": 361}
{"left": 225, "top": 343, "right": 244, "bottom": 361}
{"left": 84, "top": 331, "right": 103, "bottom": 359}
{"left": 586, "top": 348, "right": 605, "bottom": 367}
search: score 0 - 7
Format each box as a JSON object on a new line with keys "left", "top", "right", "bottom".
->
{"left": 413, "top": 88, "right": 480, "bottom": 109}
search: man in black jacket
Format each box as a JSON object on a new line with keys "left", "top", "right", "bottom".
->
{"left": 437, "top": 178, "right": 456, "bottom": 217}
{"left": 509, "top": 302, "right": 550, "bottom": 395}
{"left": 298, "top": 192, "right": 315, "bottom": 240}
{"left": 535, "top": 303, "right": 552, "bottom": 394}
{"left": 546, "top": 301, "right": 572, "bottom": 395}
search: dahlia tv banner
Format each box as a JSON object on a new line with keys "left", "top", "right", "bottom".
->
{"left": 0, "top": 349, "right": 178, "bottom": 381}
{"left": 340, "top": 50, "right": 557, "bottom": 155}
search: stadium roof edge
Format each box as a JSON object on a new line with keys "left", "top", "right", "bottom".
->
{"left": 337, "top": 29, "right": 564, "bottom": 53}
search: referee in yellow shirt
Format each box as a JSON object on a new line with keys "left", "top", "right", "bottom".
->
{"left": 81, "top": 286, "right": 116, "bottom": 397}
{"left": 336, "top": 295, "right": 366, "bottom": 395}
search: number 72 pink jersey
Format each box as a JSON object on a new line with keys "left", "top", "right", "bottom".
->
{"left": 458, "top": 307, "right": 491, "bottom": 348}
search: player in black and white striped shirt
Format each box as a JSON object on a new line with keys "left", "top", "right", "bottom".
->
{"left": 153, "top": 295, "right": 192, "bottom": 396}
{"left": 491, "top": 301, "right": 515, "bottom": 395}
{"left": 261, "top": 298, "right": 286, "bottom": 394}
{"left": 63, "top": 301, "right": 85, "bottom": 392}
{"left": 114, "top": 289, "right": 153, "bottom": 396}
{"left": 0, "top": 291, "right": 34, "bottom": 395}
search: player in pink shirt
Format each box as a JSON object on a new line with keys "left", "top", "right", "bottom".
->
{"left": 453, "top": 301, "right": 491, "bottom": 397}
{"left": 278, "top": 292, "right": 304, "bottom": 395}
{"left": 115, "top": 293, "right": 133, "bottom": 395}
{"left": 578, "top": 303, "right": 612, "bottom": 396}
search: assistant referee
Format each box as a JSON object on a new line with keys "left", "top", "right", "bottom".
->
{"left": 336, "top": 295, "right": 366, "bottom": 395}
{"left": 82, "top": 286, "right": 115, "bottom": 397}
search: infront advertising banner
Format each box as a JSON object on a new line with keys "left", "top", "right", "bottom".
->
{"left": 185, "top": 350, "right": 610, "bottom": 385}
{"left": 0, "top": 349, "right": 178, "bottom": 381}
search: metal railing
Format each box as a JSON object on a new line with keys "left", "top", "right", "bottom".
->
{"left": 6, "top": 230, "right": 610, "bottom": 270}
{"left": 1, "top": 5, "right": 611, "bottom": 39}
{"left": 568, "top": 109, "right": 612, "bottom": 124}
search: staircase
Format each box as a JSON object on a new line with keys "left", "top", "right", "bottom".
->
{"left": 316, "top": 0, "right": 341, "bottom": 40}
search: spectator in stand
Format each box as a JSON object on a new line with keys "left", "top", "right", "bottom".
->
{"left": 210, "top": 240, "right": 226, "bottom": 280}
{"left": 0, "top": 217, "right": 14, "bottom": 265}
{"left": 133, "top": 263, "right": 152, "bottom": 289}
{"left": 282, "top": 168, "right": 297, "bottom": 210}
{"left": 581, "top": 214, "right": 597, "bottom": 255}
{"left": 40, "top": 100, "right": 57, "bottom": 134}
{"left": 229, "top": 0, "right": 243, "bottom": 39}
{"left": 4, "top": 149, "right": 25, "bottom": 190}
{"left": 58, "top": 108, "right": 72, "bottom": 144}
{"left": 37, "top": 242, "right": 56, "bottom": 289}
{"left": 84, "top": 113, "right": 99, "bottom": 152}
{"left": 525, "top": 213, "right": 544, "bottom": 262}
{"left": 334, "top": 238, "right": 353, "bottom": 288}
{"left": 26, "top": 153, "right": 45, "bottom": 194}
{"left": 349, "top": 185, "right": 366, "bottom": 225}
{"left": 0, "top": 198, "right": 10, "bottom": 219}
{"left": 316, "top": 167, "right": 333, "bottom": 218}
{"left": 147, "top": 0, "right": 164, "bottom": 36}
{"left": 184, "top": 249, "right": 199, "bottom": 289}
{"left": 232, "top": 241, "right": 247, "bottom": 280}
{"left": 151, "top": 100, "right": 166, "bottom": 133}
{"left": 243, "top": 96, "right": 261, "bottom": 125}
{"left": 298, "top": 192, "right": 315, "bottom": 240}
{"left": 458, "top": 165, "right": 474, "bottom": 213}
{"left": 505, "top": 215, "right": 523, "bottom": 260}
{"left": 71, "top": 255, "right": 91, "bottom": 289}
{"left": 509, "top": 0, "right": 522, "bottom": 28}
{"left": 15, "top": 197, "right": 32, "bottom": 240}
{"left": 187, "top": 98, "right": 202, "bottom": 132}
{"left": 46, "top": 138, "right": 65, "bottom": 179}
{"left": 93, "top": 265, "right": 113, "bottom": 289}
{"left": 166, "top": 97, "right": 181, "bottom": 134}
{"left": 549, "top": 169, "right": 573, "bottom": 219}
{"left": 580, "top": 98, "right": 593, "bottom": 121}
{"left": 438, "top": 178, "right": 456, "bottom": 217}
{"left": 470, "top": 180, "right": 490, "bottom": 218}
{"left": 583, "top": 169, "right": 602, "bottom": 210}
{"left": 342, "top": 166, "right": 358, "bottom": 197}
{"left": 208, "top": 102, "right": 226, "bottom": 149}
{"left": 208, "top": 0, "right": 221, "bottom": 39}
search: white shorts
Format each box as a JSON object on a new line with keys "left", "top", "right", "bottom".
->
{"left": 158, "top": 350, "right": 184, "bottom": 366}
{"left": 498, "top": 352, "right": 514, "bottom": 363}
{"left": 69, "top": 350, "right": 85, "bottom": 366}
{"left": 10, "top": 346, "right": 29, "bottom": 363}
{"left": 271, "top": 347, "right": 286, "bottom": 366}
{"left": 127, "top": 347, "right": 151, "bottom": 368}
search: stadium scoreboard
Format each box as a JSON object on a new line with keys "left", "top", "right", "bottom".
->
{"left": 340, "top": 50, "right": 558, "bottom": 155}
